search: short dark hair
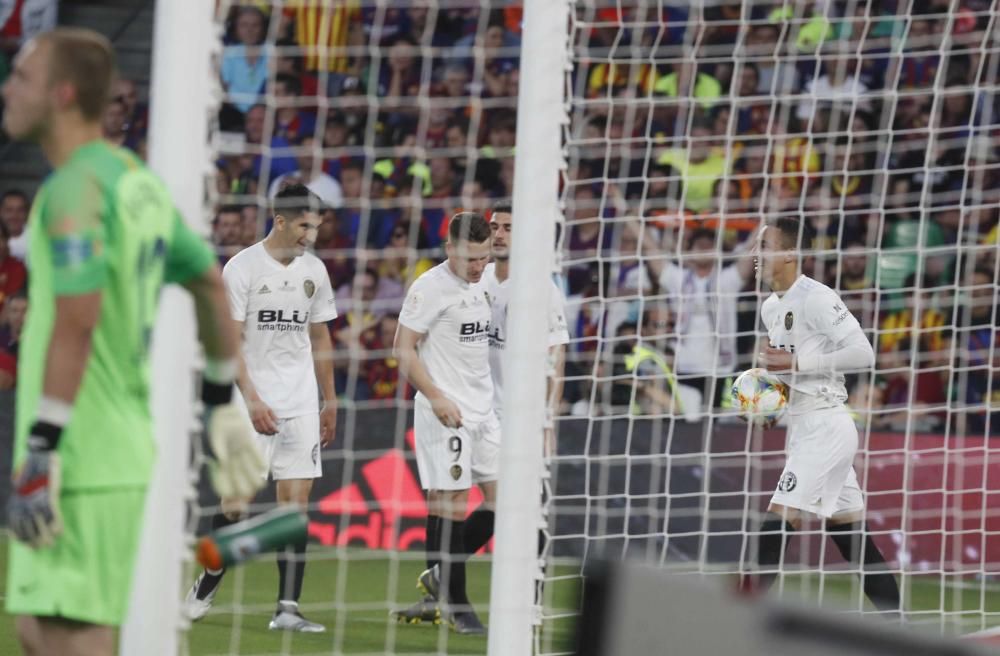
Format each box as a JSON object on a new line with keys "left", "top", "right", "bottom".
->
{"left": 216, "top": 205, "right": 243, "bottom": 221}
{"left": 341, "top": 159, "right": 364, "bottom": 175}
{"left": 39, "top": 28, "right": 117, "bottom": 122}
{"left": 448, "top": 211, "right": 491, "bottom": 243}
{"left": 0, "top": 189, "right": 28, "bottom": 206}
{"left": 491, "top": 200, "right": 512, "bottom": 215}
{"left": 771, "top": 217, "right": 811, "bottom": 250}
{"left": 687, "top": 228, "right": 716, "bottom": 248}
{"left": 275, "top": 72, "right": 302, "bottom": 96}
{"left": 272, "top": 183, "right": 322, "bottom": 219}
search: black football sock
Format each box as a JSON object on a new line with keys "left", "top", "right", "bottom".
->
{"left": 440, "top": 518, "right": 470, "bottom": 607}
{"left": 196, "top": 513, "right": 235, "bottom": 600}
{"left": 277, "top": 531, "right": 308, "bottom": 603}
{"left": 426, "top": 514, "right": 442, "bottom": 571}
{"left": 754, "top": 513, "right": 795, "bottom": 593}
{"left": 827, "top": 522, "right": 901, "bottom": 614}
{"left": 462, "top": 507, "right": 495, "bottom": 556}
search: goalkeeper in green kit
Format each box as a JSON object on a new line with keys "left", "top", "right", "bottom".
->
{"left": 1, "top": 28, "right": 265, "bottom": 656}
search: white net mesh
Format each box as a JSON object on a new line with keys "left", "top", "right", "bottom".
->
{"left": 547, "top": 1, "right": 1000, "bottom": 651}
{"left": 190, "top": 1, "right": 1000, "bottom": 655}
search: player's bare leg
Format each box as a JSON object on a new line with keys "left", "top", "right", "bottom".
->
{"left": 17, "top": 616, "right": 114, "bottom": 656}
{"left": 15, "top": 615, "right": 43, "bottom": 656}
{"left": 269, "top": 478, "right": 324, "bottom": 632}
{"left": 826, "top": 511, "right": 902, "bottom": 617}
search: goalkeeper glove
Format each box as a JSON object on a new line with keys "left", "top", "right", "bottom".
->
{"left": 7, "top": 399, "right": 69, "bottom": 548}
{"left": 201, "top": 360, "right": 265, "bottom": 500}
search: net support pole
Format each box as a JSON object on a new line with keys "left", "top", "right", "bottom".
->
{"left": 121, "top": 1, "right": 214, "bottom": 654}
{"left": 487, "top": 1, "right": 568, "bottom": 654}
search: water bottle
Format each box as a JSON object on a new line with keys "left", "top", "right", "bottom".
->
{"left": 196, "top": 506, "right": 309, "bottom": 570}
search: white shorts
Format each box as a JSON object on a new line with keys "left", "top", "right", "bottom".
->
{"left": 256, "top": 414, "right": 322, "bottom": 481}
{"left": 414, "top": 402, "right": 501, "bottom": 491}
{"left": 770, "top": 408, "right": 865, "bottom": 519}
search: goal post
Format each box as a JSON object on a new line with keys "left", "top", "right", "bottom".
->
{"left": 487, "top": 1, "right": 569, "bottom": 654}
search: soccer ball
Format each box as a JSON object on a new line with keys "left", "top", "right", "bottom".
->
{"left": 731, "top": 368, "right": 788, "bottom": 426}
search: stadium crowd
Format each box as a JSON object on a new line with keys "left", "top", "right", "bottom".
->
{"left": 1, "top": 2, "right": 997, "bottom": 434}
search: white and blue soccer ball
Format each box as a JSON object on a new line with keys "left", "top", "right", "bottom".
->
{"left": 731, "top": 367, "right": 788, "bottom": 426}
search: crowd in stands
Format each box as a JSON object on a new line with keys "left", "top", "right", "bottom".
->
{"left": 0, "top": 2, "right": 996, "bottom": 434}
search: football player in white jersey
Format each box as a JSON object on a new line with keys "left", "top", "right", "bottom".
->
{"left": 185, "top": 184, "right": 339, "bottom": 632}
{"left": 392, "top": 212, "right": 496, "bottom": 634}
{"left": 746, "top": 217, "right": 900, "bottom": 615}
{"left": 484, "top": 202, "right": 570, "bottom": 442}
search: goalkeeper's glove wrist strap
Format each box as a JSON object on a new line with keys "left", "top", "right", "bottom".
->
{"left": 29, "top": 396, "right": 72, "bottom": 451}
{"left": 202, "top": 358, "right": 237, "bottom": 408}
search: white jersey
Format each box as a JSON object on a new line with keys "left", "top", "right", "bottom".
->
{"left": 761, "top": 275, "right": 866, "bottom": 415}
{"left": 481, "top": 263, "right": 570, "bottom": 414}
{"left": 399, "top": 261, "right": 493, "bottom": 423}
{"left": 223, "top": 242, "right": 339, "bottom": 418}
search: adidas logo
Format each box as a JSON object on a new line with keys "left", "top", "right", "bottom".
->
{"left": 259, "top": 284, "right": 271, "bottom": 294}
{"left": 310, "top": 429, "right": 486, "bottom": 551}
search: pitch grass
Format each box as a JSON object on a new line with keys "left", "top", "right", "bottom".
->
{"left": 0, "top": 538, "right": 997, "bottom": 654}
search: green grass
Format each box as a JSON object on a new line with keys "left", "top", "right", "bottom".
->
{"left": 1, "top": 538, "right": 998, "bottom": 654}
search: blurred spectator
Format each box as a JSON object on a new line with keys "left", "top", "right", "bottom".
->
{"left": 0, "top": 221, "right": 26, "bottom": 310}
{"left": 0, "top": 189, "right": 29, "bottom": 261}
{"left": 113, "top": 78, "right": 148, "bottom": 151}
{"left": 313, "top": 208, "right": 353, "bottom": 287}
{"left": 0, "top": 291, "right": 26, "bottom": 390}
{"left": 331, "top": 269, "right": 383, "bottom": 375}
{"left": 268, "top": 135, "right": 344, "bottom": 208}
{"left": 244, "top": 103, "right": 298, "bottom": 184}
{"left": 642, "top": 227, "right": 755, "bottom": 409}
{"left": 272, "top": 72, "right": 317, "bottom": 143}
{"left": 335, "top": 267, "right": 402, "bottom": 317}
{"left": 240, "top": 205, "right": 262, "bottom": 247}
{"left": 796, "top": 48, "right": 872, "bottom": 122}
{"left": 221, "top": 6, "right": 269, "bottom": 127}
{"left": 375, "top": 221, "right": 433, "bottom": 294}
{"left": 213, "top": 206, "right": 245, "bottom": 266}
{"left": 427, "top": 156, "right": 458, "bottom": 200}
{"left": 656, "top": 121, "right": 731, "bottom": 213}
{"left": 102, "top": 99, "right": 130, "bottom": 149}
{"left": 360, "top": 313, "right": 404, "bottom": 401}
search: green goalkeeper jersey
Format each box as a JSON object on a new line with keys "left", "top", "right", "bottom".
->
{"left": 15, "top": 140, "right": 216, "bottom": 490}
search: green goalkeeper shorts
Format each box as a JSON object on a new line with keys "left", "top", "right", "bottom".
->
{"left": 6, "top": 486, "right": 148, "bottom": 626}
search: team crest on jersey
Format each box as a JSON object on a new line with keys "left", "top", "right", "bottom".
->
{"left": 450, "top": 464, "right": 463, "bottom": 481}
{"left": 304, "top": 279, "right": 315, "bottom": 298}
{"left": 784, "top": 312, "right": 794, "bottom": 330}
{"left": 777, "top": 471, "right": 797, "bottom": 493}
{"left": 484, "top": 291, "right": 492, "bottom": 306}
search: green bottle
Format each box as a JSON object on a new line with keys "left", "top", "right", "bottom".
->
{"left": 197, "top": 507, "right": 309, "bottom": 570}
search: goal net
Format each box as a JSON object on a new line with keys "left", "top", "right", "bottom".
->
{"left": 548, "top": 0, "right": 1000, "bottom": 651}
{"left": 174, "top": 1, "right": 999, "bottom": 654}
